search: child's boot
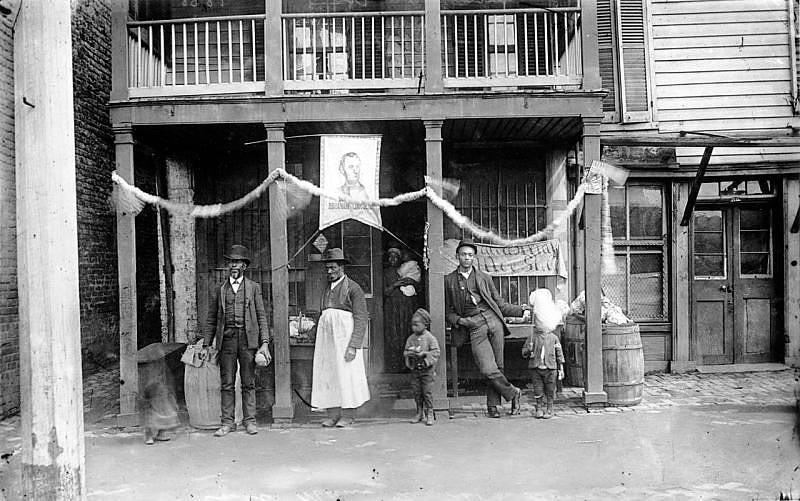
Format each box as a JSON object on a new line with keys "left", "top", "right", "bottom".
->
{"left": 534, "top": 397, "right": 544, "bottom": 418}
{"left": 144, "top": 428, "right": 155, "bottom": 445}
{"left": 425, "top": 408, "right": 434, "bottom": 426}
{"left": 543, "top": 399, "right": 554, "bottom": 419}
{"left": 410, "top": 403, "right": 424, "bottom": 423}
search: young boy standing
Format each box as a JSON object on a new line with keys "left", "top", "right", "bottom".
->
{"left": 404, "top": 308, "right": 440, "bottom": 426}
{"left": 522, "top": 323, "right": 565, "bottom": 419}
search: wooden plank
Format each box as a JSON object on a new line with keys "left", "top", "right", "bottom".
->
{"left": 424, "top": 119, "right": 450, "bottom": 413}
{"left": 660, "top": 117, "right": 800, "bottom": 133}
{"left": 657, "top": 70, "right": 791, "bottom": 89}
{"left": 601, "top": 135, "right": 800, "bottom": 148}
{"left": 654, "top": 33, "right": 788, "bottom": 50}
{"left": 680, "top": 146, "right": 714, "bottom": 226}
{"left": 581, "top": 0, "right": 601, "bottom": 89}
{"left": 652, "top": 21, "right": 788, "bottom": 39}
{"left": 671, "top": 182, "right": 692, "bottom": 370}
{"left": 264, "top": 0, "right": 283, "bottom": 96}
{"left": 424, "top": 0, "right": 443, "bottom": 93}
{"left": 677, "top": 152, "right": 800, "bottom": 165}
{"left": 656, "top": 81, "right": 790, "bottom": 98}
{"left": 783, "top": 177, "right": 800, "bottom": 366}
{"left": 654, "top": 58, "right": 788, "bottom": 73}
{"left": 654, "top": 45, "right": 789, "bottom": 61}
{"left": 658, "top": 105, "right": 792, "bottom": 121}
{"left": 110, "top": 0, "right": 129, "bottom": 101}
{"left": 651, "top": 0, "right": 786, "bottom": 15}
{"left": 652, "top": 11, "right": 787, "bottom": 26}
{"left": 16, "top": 1, "right": 85, "bottom": 494}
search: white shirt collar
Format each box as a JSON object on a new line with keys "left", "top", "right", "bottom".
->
{"left": 330, "top": 275, "right": 345, "bottom": 290}
{"left": 458, "top": 267, "right": 473, "bottom": 280}
{"left": 229, "top": 276, "right": 241, "bottom": 286}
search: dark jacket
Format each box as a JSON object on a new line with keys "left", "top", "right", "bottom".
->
{"left": 321, "top": 275, "right": 369, "bottom": 350}
{"left": 444, "top": 267, "right": 524, "bottom": 347}
{"left": 522, "top": 331, "right": 565, "bottom": 369}
{"left": 203, "top": 277, "right": 270, "bottom": 350}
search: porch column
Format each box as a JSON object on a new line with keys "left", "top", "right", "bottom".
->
{"left": 546, "top": 150, "right": 571, "bottom": 302}
{"left": 671, "top": 182, "right": 693, "bottom": 372}
{"left": 424, "top": 0, "right": 443, "bottom": 93}
{"left": 15, "top": 1, "right": 85, "bottom": 495}
{"left": 580, "top": 0, "right": 601, "bottom": 89}
{"left": 166, "top": 157, "right": 197, "bottom": 343}
{"left": 266, "top": 123, "right": 293, "bottom": 423}
{"left": 582, "top": 118, "right": 607, "bottom": 406}
{"left": 784, "top": 176, "right": 800, "bottom": 367}
{"left": 114, "top": 124, "right": 140, "bottom": 424}
{"left": 264, "top": 0, "right": 284, "bottom": 96}
{"left": 424, "top": 119, "right": 450, "bottom": 415}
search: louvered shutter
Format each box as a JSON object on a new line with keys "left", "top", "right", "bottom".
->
{"left": 598, "top": 0, "right": 619, "bottom": 120}
{"left": 617, "top": 0, "right": 650, "bottom": 122}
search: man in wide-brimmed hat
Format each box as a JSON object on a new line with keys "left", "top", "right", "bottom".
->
{"left": 203, "top": 244, "right": 270, "bottom": 437}
{"left": 444, "top": 239, "right": 530, "bottom": 418}
{"left": 310, "top": 247, "right": 371, "bottom": 427}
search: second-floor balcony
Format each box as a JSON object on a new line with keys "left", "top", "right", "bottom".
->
{"left": 125, "top": 5, "right": 584, "bottom": 98}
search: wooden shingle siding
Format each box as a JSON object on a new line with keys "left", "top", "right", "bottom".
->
{"left": 650, "top": 0, "right": 800, "bottom": 165}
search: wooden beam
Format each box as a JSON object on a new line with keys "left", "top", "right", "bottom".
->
{"left": 679, "top": 147, "right": 714, "bottom": 227}
{"left": 580, "top": 0, "right": 601, "bottom": 90}
{"left": 602, "top": 135, "right": 800, "bottom": 148}
{"left": 783, "top": 177, "right": 800, "bottom": 367}
{"left": 114, "top": 125, "right": 139, "bottom": 426}
{"left": 15, "top": 1, "right": 85, "bottom": 496}
{"left": 264, "top": 0, "right": 283, "bottom": 96}
{"left": 110, "top": 0, "right": 129, "bottom": 101}
{"left": 582, "top": 118, "right": 606, "bottom": 406}
{"left": 265, "top": 123, "right": 293, "bottom": 423}
{"left": 424, "top": 119, "right": 450, "bottom": 415}
{"left": 424, "top": 0, "right": 443, "bottom": 93}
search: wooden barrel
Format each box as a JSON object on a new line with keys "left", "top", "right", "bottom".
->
{"left": 602, "top": 323, "right": 644, "bottom": 406}
{"left": 563, "top": 315, "right": 586, "bottom": 388}
{"left": 184, "top": 361, "right": 243, "bottom": 429}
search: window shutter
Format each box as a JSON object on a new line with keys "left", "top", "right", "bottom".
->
{"left": 617, "top": 0, "right": 650, "bottom": 123}
{"left": 597, "top": 0, "right": 619, "bottom": 120}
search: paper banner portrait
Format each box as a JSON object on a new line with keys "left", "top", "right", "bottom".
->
{"left": 441, "top": 238, "right": 567, "bottom": 278}
{"left": 319, "top": 135, "right": 382, "bottom": 231}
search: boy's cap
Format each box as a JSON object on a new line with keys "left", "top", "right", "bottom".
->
{"left": 412, "top": 308, "right": 431, "bottom": 327}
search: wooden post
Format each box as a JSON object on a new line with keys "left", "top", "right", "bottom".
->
{"left": 15, "top": 1, "right": 86, "bottom": 497}
{"left": 266, "top": 123, "right": 293, "bottom": 422}
{"left": 784, "top": 176, "right": 800, "bottom": 367}
{"left": 264, "top": 0, "right": 284, "bottom": 96}
{"left": 671, "top": 182, "right": 694, "bottom": 372}
{"left": 114, "top": 125, "right": 139, "bottom": 426}
{"left": 166, "top": 157, "right": 197, "bottom": 343}
{"left": 110, "top": 0, "right": 129, "bottom": 101}
{"left": 582, "top": 118, "right": 607, "bottom": 406}
{"left": 581, "top": 0, "right": 601, "bottom": 90}
{"left": 424, "top": 0, "right": 443, "bottom": 93}
{"left": 679, "top": 146, "right": 714, "bottom": 226}
{"left": 424, "top": 119, "right": 449, "bottom": 415}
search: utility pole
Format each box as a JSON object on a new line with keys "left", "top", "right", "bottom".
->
{"left": 15, "top": 0, "right": 86, "bottom": 498}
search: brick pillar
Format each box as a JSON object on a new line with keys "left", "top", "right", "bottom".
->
{"left": 166, "top": 157, "right": 197, "bottom": 343}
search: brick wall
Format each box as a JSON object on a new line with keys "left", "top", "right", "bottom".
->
{"left": 0, "top": 9, "right": 19, "bottom": 418}
{"left": 72, "top": 0, "right": 119, "bottom": 363}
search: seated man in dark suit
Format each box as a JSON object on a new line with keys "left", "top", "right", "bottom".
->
{"left": 444, "top": 239, "right": 529, "bottom": 418}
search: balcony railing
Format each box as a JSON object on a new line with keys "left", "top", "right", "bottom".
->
{"left": 282, "top": 11, "right": 424, "bottom": 92}
{"left": 441, "top": 8, "right": 582, "bottom": 88}
{"left": 125, "top": 8, "right": 583, "bottom": 97}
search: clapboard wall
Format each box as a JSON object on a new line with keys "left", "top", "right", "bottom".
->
{"left": 650, "top": 0, "right": 800, "bottom": 165}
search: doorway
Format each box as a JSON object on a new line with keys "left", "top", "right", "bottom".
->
{"left": 691, "top": 204, "right": 777, "bottom": 364}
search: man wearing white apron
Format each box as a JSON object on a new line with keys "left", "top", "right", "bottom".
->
{"left": 311, "top": 248, "right": 371, "bottom": 427}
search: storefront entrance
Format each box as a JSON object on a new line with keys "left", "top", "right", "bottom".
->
{"left": 691, "top": 203, "right": 777, "bottom": 364}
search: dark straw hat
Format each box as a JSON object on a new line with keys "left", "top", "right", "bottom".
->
{"left": 224, "top": 244, "right": 251, "bottom": 264}
{"left": 456, "top": 239, "right": 478, "bottom": 254}
{"left": 321, "top": 248, "right": 349, "bottom": 264}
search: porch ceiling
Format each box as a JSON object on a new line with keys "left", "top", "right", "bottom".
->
{"left": 443, "top": 117, "right": 582, "bottom": 147}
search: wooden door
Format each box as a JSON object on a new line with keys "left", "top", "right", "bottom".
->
{"left": 691, "top": 206, "right": 776, "bottom": 364}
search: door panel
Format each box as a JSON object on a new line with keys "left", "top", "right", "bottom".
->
{"left": 691, "top": 205, "right": 776, "bottom": 365}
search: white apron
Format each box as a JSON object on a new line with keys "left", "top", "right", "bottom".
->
{"left": 311, "top": 308, "right": 371, "bottom": 409}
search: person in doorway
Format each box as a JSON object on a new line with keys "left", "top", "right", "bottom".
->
{"left": 311, "top": 248, "right": 371, "bottom": 427}
{"left": 383, "top": 247, "right": 420, "bottom": 373}
{"left": 202, "top": 244, "right": 271, "bottom": 437}
{"left": 444, "top": 239, "right": 529, "bottom": 418}
{"left": 522, "top": 289, "right": 565, "bottom": 419}
{"left": 403, "top": 308, "right": 440, "bottom": 426}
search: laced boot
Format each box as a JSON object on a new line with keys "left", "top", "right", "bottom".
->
{"left": 543, "top": 400, "right": 554, "bottom": 419}
{"left": 534, "top": 398, "right": 544, "bottom": 419}
{"left": 410, "top": 403, "right": 424, "bottom": 423}
{"left": 425, "top": 408, "right": 434, "bottom": 426}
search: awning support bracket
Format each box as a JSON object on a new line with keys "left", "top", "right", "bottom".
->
{"left": 680, "top": 146, "right": 714, "bottom": 227}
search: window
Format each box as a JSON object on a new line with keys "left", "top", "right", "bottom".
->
{"left": 603, "top": 184, "right": 667, "bottom": 321}
{"left": 598, "top": 0, "right": 652, "bottom": 123}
